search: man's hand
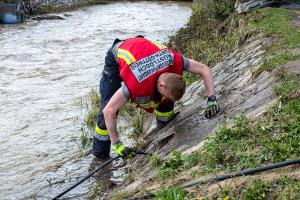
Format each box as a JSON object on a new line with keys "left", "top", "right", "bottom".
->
{"left": 204, "top": 95, "right": 220, "bottom": 119}
{"left": 113, "top": 141, "right": 136, "bottom": 157}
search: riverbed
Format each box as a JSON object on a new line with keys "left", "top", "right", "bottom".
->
{"left": 0, "top": 1, "right": 191, "bottom": 199}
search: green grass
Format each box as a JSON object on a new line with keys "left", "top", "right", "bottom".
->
{"left": 243, "top": 180, "right": 271, "bottom": 200}
{"left": 155, "top": 186, "right": 185, "bottom": 200}
{"left": 150, "top": 152, "right": 164, "bottom": 168}
{"left": 86, "top": 3, "right": 300, "bottom": 198}
{"left": 110, "top": 190, "right": 132, "bottom": 200}
{"left": 175, "top": 86, "right": 298, "bottom": 171}
{"left": 78, "top": 89, "right": 100, "bottom": 147}
{"left": 191, "top": 176, "right": 300, "bottom": 200}
{"left": 249, "top": 8, "right": 300, "bottom": 49}
{"left": 151, "top": 74, "right": 299, "bottom": 195}
{"left": 118, "top": 5, "right": 300, "bottom": 199}
{"left": 252, "top": 51, "right": 300, "bottom": 79}
{"left": 80, "top": 90, "right": 147, "bottom": 147}
{"left": 155, "top": 176, "right": 300, "bottom": 199}
{"left": 84, "top": 89, "right": 100, "bottom": 128}
{"left": 159, "top": 5, "right": 300, "bottom": 177}
{"left": 155, "top": 151, "right": 186, "bottom": 180}
{"left": 172, "top": 4, "right": 300, "bottom": 85}
{"left": 88, "top": 182, "right": 105, "bottom": 200}
{"left": 249, "top": 8, "right": 300, "bottom": 78}
{"left": 275, "top": 74, "right": 300, "bottom": 101}
{"left": 120, "top": 102, "right": 147, "bottom": 147}
{"left": 169, "top": 0, "right": 245, "bottom": 85}
{"left": 80, "top": 127, "right": 91, "bottom": 147}
{"left": 151, "top": 81, "right": 299, "bottom": 199}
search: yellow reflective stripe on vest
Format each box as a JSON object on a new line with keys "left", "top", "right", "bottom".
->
{"left": 117, "top": 48, "right": 136, "bottom": 65}
{"left": 155, "top": 109, "right": 174, "bottom": 117}
{"left": 149, "top": 40, "right": 167, "bottom": 49}
{"left": 139, "top": 101, "right": 159, "bottom": 109}
{"left": 95, "top": 125, "right": 109, "bottom": 136}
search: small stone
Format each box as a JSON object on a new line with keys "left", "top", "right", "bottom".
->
{"left": 251, "top": 57, "right": 262, "bottom": 66}
{"left": 284, "top": 60, "right": 300, "bottom": 75}
{"left": 253, "top": 50, "right": 266, "bottom": 57}
{"left": 227, "top": 58, "right": 237, "bottom": 67}
{"left": 244, "top": 40, "right": 261, "bottom": 50}
{"left": 250, "top": 45, "right": 263, "bottom": 54}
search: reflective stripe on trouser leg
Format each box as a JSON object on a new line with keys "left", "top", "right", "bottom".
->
{"left": 94, "top": 124, "right": 110, "bottom": 141}
{"left": 155, "top": 109, "right": 174, "bottom": 122}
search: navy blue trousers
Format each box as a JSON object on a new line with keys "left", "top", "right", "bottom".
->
{"left": 96, "top": 43, "right": 123, "bottom": 130}
{"left": 93, "top": 40, "right": 122, "bottom": 158}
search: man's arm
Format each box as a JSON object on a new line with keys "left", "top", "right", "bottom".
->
{"left": 186, "top": 59, "right": 215, "bottom": 97}
{"left": 103, "top": 88, "right": 128, "bottom": 144}
{"left": 186, "top": 58, "right": 220, "bottom": 118}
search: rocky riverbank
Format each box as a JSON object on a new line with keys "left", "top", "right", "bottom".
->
{"left": 0, "top": 0, "right": 193, "bottom": 15}
{"left": 1, "top": 0, "right": 112, "bottom": 15}
{"left": 92, "top": 1, "right": 300, "bottom": 199}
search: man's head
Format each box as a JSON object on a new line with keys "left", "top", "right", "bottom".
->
{"left": 157, "top": 72, "right": 186, "bottom": 101}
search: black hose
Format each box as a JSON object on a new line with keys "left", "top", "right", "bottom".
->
{"left": 51, "top": 156, "right": 120, "bottom": 200}
{"left": 51, "top": 151, "right": 151, "bottom": 200}
{"left": 127, "top": 158, "right": 300, "bottom": 200}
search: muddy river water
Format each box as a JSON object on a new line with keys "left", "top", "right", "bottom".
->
{"left": 0, "top": 1, "right": 191, "bottom": 199}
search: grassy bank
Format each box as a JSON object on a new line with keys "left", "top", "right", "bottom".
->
{"left": 79, "top": 88, "right": 146, "bottom": 148}
{"left": 169, "top": 0, "right": 242, "bottom": 85}
{"left": 83, "top": 0, "right": 300, "bottom": 199}
{"left": 140, "top": 2, "right": 300, "bottom": 199}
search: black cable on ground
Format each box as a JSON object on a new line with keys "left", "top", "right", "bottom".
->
{"left": 127, "top": 157, "right": 300, "bottom": 200}
{"left": 51, "top": 151, "right": 151, "bottom": 200}
{"left": 51, "top": 156, "right": 120, "bottom": 200}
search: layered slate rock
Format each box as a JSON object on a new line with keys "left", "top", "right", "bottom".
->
{"left": 235, "top": 0, "right": 286, "bottom": 13}
{"left": 122, "top": 34, "right": 280, "bottom": 195}
{"left": 150, "top": 34, "right": 276, "bottom": 156}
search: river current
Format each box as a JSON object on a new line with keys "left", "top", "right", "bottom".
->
{"left": 0, "top": 1, "right": 191, "bottom": 199}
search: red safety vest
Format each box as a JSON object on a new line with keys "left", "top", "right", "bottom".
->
{"left": 117, "top": 37, "right": 184, "bottom": 112}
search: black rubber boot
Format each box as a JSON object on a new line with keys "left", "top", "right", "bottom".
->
{"left": 92, "top": 136, "right": 111, "bottom": 158}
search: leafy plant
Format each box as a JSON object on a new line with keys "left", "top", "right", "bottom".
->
{"left": 155, "top": 186, "right": 185, "bottom": 200}
{"left": 156, "top": 151, "right": 186, "bottom": 179}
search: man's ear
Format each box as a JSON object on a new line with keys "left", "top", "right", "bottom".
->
{"left": 157, "top": 82, "right": 166, "bottom": 95}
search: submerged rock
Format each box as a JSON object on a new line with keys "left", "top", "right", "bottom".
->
{"left": 31, "top": 14, "right": 65, "bottom": 20}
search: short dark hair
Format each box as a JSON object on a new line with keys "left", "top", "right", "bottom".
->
{"left": 165, "top": 73, "right": 186, "bottom": 100}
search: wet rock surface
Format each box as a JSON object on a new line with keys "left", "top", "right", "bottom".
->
{"left": 154, "top": 35, "right": 276, "bottom": 155}
{"left": 124, "top": 33, "right": 280, "bottom": 195}
{"left": 31, "top": 13, "right": 66, "bottom": 20}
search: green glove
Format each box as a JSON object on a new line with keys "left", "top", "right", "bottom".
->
{"left": 113, "top": 141, "right": 136, "bottom": 157}
{"left": 204, "top": 95, "right": 220, "bottom": 119}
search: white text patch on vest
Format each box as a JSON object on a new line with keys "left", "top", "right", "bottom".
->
{"left": 130, "top": 49, "right": 174, "bottom": 82}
